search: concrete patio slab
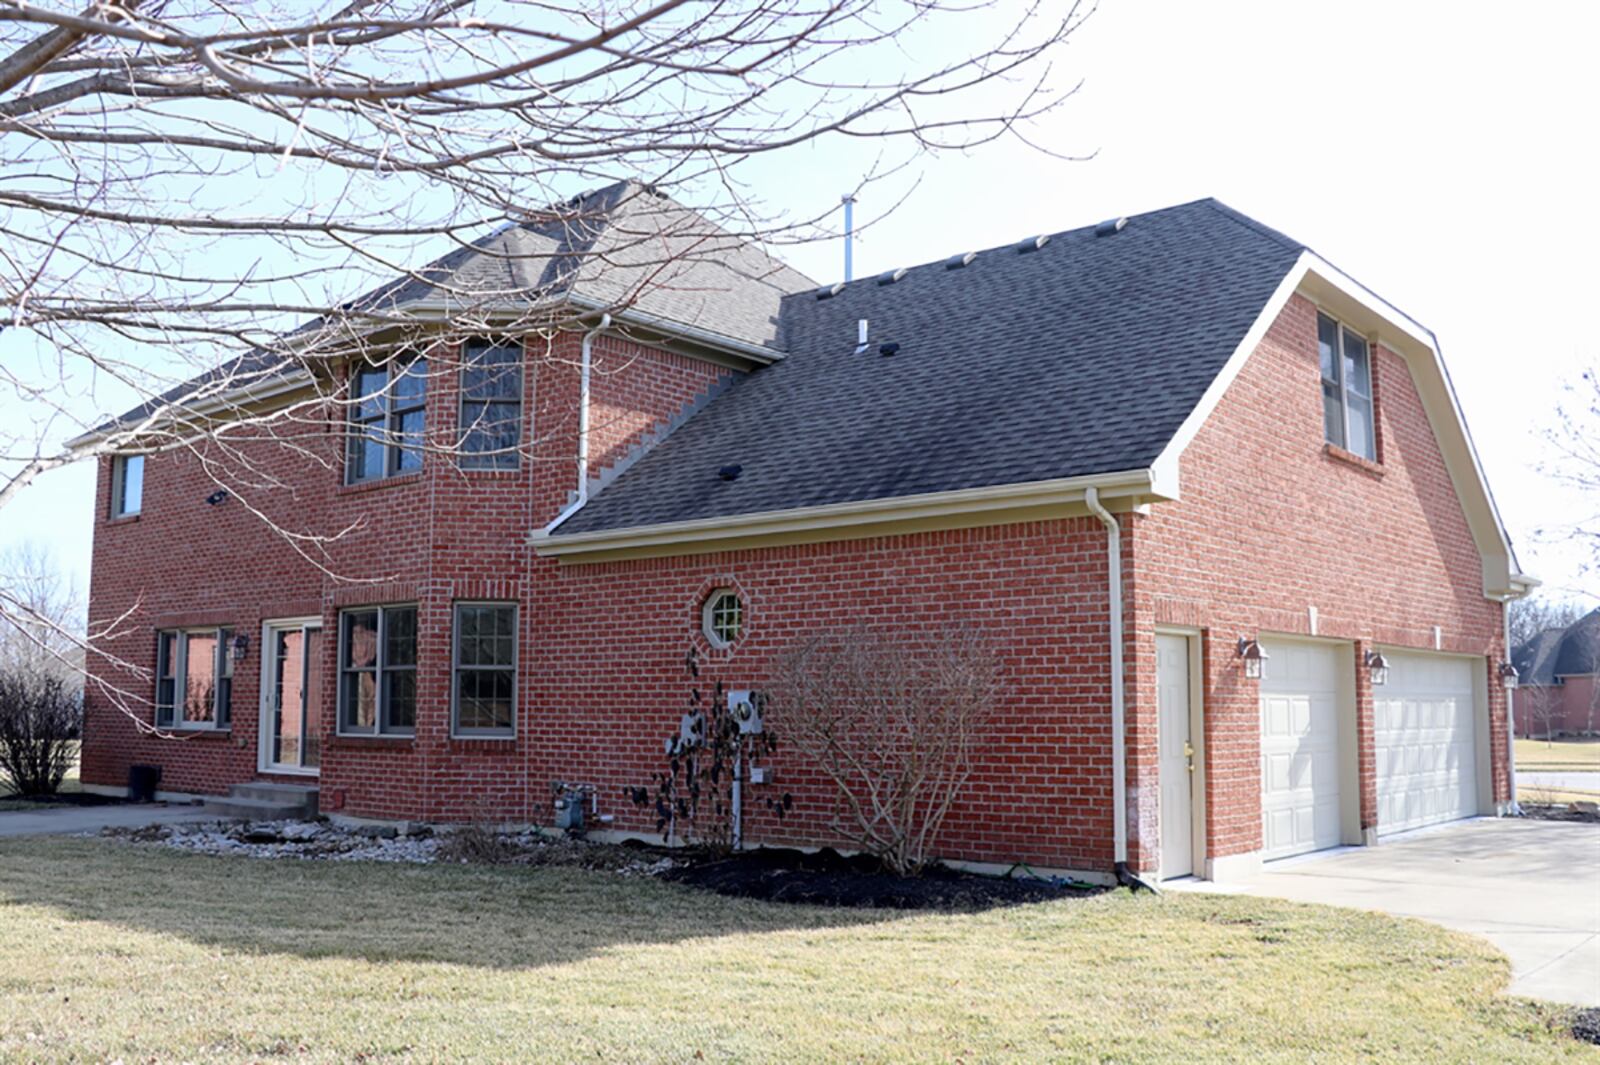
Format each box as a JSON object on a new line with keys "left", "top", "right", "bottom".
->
{"left": 0, "top": 802, "right": 214, "bottom": 838}
{"left": 1172, "top": 818, "right": 1600, "bottom": 1006}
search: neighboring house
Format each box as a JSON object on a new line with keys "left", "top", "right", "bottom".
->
{"left": 72, "top": 185, "right": 1534, "bottom": 884}
{"left": 1512, "top": 609, "right": 1600, "bottom": 737}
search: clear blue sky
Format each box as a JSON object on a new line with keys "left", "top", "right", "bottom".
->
{"left": 5, "top": 0, "right": 1596, "bottom": 603}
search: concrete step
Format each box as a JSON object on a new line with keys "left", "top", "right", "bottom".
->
{"left": 202, "top": 796, "right": 312, "bottom": 820}
{"left": 228, "top": 782, "right": 319, "bottom": 815}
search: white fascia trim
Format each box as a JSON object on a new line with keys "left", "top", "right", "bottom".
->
{"left": 531, "top": 468, "right": 1163, "bottom": 558}
{"left": 1150, "top": 249, "right": 1528, "bottom": 600}
{"left": 66, "top": 374, "right": 315, "bottom": 454}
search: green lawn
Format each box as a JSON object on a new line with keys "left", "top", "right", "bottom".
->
{"left": 0, "top": 839, "right": 1588, "bottom": 1063}
{"left": 1517, "top": 737, "right": 1600, "bottom": 772}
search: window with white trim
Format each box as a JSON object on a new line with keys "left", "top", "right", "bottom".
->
{"left": 338, "top": 605, "right": 417, "bottom": 735}
{"left": 155, "top": 627, "right": 233, "bottom": 729}
{"left": 112, "top": 455, "right": 144, "bottom": 517}
{"left": 1318, "top": 312, "right": 1376, "bottom": 461}
{"left": 346, "top": 356, "right": 427, "bottom": 483}
{"left": 702, "top": 589, "right": 743, "bottom": 648}
{"left": 452, "top": 603, "right": 517, "bottom": 737}
{"left": 459, "top": 338, "right": 524, "bottom": 469}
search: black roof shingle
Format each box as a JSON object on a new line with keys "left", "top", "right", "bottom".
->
{"left": 557, "top": 198, "right": 1305, "bottom": 535}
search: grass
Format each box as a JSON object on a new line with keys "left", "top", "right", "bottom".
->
{"left": 0, "top": 839, "right": 1590, "bottom": 1063}
{"left": 1517, "top": 737, "right": 1600, "bottom": 772}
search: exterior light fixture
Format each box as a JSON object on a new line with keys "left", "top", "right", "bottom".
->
{"left": 205, "top": 489, "right": 229, "bottom": 506}
{"left": 230, "top": 633, "right": 250, "bottom": 663}
{"left": 1498, "top": 661, "right": 1519, "bottom": 689}
{"left": 1236, "top": 637, "right": 1268, "bottom": 680}
{"left": 1364, "top": 649, "right": 1391, "bottom": 686}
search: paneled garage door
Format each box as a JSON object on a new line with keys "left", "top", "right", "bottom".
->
{"left": 1260, "top": 640, "right": 1344, "bottom": 860}
{"left": 1374, "top": 651, "right": 1480, "bottom": 836}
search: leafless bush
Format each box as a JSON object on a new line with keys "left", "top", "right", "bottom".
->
{"left": 0, "top": 669, "right": 80, "bottom": 796}
{"left": 769, "top": 627, "right": 1000, "bottom": 876}
{"left": 436, "top": 821, "right": 524, "bottom": 865}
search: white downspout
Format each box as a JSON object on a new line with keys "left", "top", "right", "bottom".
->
{"left": 1084, "top": 486, "right": 1136, "bottom": 883}
{"left": 543, "top": 313, "right": 611, "bottom": 534}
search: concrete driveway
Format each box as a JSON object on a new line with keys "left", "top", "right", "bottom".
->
{"left": 0, "top": 802, "right": 213, "bottom": 838}
{"left": 1183, "top": 818, "right": 1600, "bottom": 1006}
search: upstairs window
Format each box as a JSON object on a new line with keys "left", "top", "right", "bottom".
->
{"left": 347, "top": 356, "right": 427, "bottom": 483}
{"left": 155, "top": 627, "right": 233, "bottom": 729}
{"left": 459, "top": 338, "right": 524, "bottom": 469}
{"left": 1318, "top": 312, "right": 1376, "bottom": 461}
{"left": 111, "top": 455, "right": 144, "bottom": 517}
{"left": 338, "top": 605, "right": 417, "bottom": 736}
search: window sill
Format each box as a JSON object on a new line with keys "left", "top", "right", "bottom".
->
{"left": 105, "top": 513, "right": 141, "bottom": 527}
{"left": 337, "top": 472, "right": 423, "bottom": 496}
{"left": 164, "top": 725, "right": 231, "bottom": 737}
{"left": 329, "top": 734, "right": 415, "bottom": 749}
{"left": 1323, "top": 443, "right": 1385, "bottom": 477}
{"left": 449, "top": 734, "right": 518, "bottom": 751}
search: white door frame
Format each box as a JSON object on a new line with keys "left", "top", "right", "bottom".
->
{"left": 1155, "top": 626, "right": 1207, "bottom": 879}
{"left": 258, "top": 616, "right": 323, "bottom": 777}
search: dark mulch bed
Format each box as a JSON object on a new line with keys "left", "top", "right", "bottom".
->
{"left": 663, "top": 846, "right": 1105, "bottom": 910}
{"left": 1520, "top": 803, "right": 1600, "bottom": 824}
{"left": 1, "top": 791, "right": 123, "bottom": 808}
{"left": 1572, "top": 1007, "right": 1600, "bottom": 1046}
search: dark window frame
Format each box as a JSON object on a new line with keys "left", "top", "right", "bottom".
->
{"left": 450, "top": 602, "right": 518, "bottom": 738}
{"left": 458, "top": 337, "right": 525, "bottom": 470}
{"left": 111, "top": 454, "right": 144, "bottom": 517}
{"left": 153, "top": 626, "right": 232, "bottom": 729}
{"left": 345, "top": 356, "right": 428, "bottom": 484}
{"left": 336, "top": 605, "right": 418, "bottom": 736}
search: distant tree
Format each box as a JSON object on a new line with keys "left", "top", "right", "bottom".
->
{"left": 1518, "top": 685, "right": 1563, "bottom": 745}
{"left": 0, "top": 544, "right": 82, "bottom": 795}
{"left": 1508, "top": 594, "right": 1589, "bottom": 650}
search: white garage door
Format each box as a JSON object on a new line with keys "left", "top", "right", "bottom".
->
{"left": 1260, "top": 640, "right": 1344, "bottom": 860}
{"left": 1374, "top": 651, "right": 1480, "bottom": 836}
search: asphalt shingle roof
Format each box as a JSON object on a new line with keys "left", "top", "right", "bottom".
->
{"left": 87, "top": 182, "right": 811, "bottom": 438}
{"left": 558, "top": 198, "right": 1305, "bottom": 535}
{"left": 1513, "top": 608, "right": 1600, "bottom": 685}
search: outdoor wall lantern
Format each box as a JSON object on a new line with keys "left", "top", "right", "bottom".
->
{"left": 231, "top": 633, "right": 250, "bottom": 663}
{"left": 1364, "top": 649, "right": 1391, "bottom": 687}
{"left": 1498, "top": 661, "right": 1519, "bottom": 689}
{"left": 1236, "top": 637, "right": 1268, "bottom": 680}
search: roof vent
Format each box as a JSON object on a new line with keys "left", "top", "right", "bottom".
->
{"left": 945, "top": 251, "right": 977, "bottom": 269}
{"left": 876, "top": 267, "right": 908, "bottom": 285}
{"left": 878, "top": 342, "right": 900, "bottom": 357}
{"left": 1095, "top": 217, "right": 1128, "bottom": 237}
{"left": 1017, "top": 234, "right": 1050, "bottom": 253}
{"left": 718, "top": 464, "right": 742, "bottom": 482}
{"left": 815, "top": 281, "right": 845, "bottom": 300}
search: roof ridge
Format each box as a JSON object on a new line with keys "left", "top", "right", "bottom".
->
{"left": 1197, "top": 199, "right": 1304, "bottom": 253}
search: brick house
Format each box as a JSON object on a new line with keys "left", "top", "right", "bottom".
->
{"left": 73, "top": 186, "right": 1534, "bottom": 884}
{"left": 1511, "top": 608, "right": 1600, "bottom": 738}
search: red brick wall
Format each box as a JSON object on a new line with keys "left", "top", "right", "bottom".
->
{"left": 82, "top": 293, "right": 1510, "bottom": 878}
{"left": 1515, "top": 679, "right": 1600, "bottom": 737}
{"left": 1128, "top": 293, "right": 1508, "bottom": 866}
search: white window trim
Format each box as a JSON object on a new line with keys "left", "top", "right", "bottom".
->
{"left": 156, "top": 627, "right": 232, "bottom": 731}
{"left": 450, "top": 601, "right": 518, "bottom": 739}
{"left": 1318, "top": 310, "right": 1377, "bottom": 461}
{"left": 701, "top": 589, "right": 744, "bottom": 649}
{"left": 335, "top": 604, "right": 418, "bottom": 737}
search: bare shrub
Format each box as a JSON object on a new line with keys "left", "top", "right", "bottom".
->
{"left": 769, "top": 627, "right": 1000, "bottom": 876}
{"left": 0, "top": 670, "right": 80, "bottom": 796}
{"left": 436, "top": 822, "right": 524, "bottom": 866}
